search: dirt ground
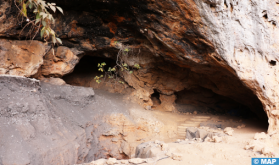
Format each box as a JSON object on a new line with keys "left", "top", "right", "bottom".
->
{"left": 136, "top": 110, "right": 271, "bottom": 165}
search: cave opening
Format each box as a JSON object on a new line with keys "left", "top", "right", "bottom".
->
{"left": 63, "top": 54, "right": 134, "bottom": 94}
{"left": 174, "top": 86, "right": 268, "bottom": 131}
{"left": 63, "top": 54, "right": 268, "bottom": 132}
{"left": 175, "top": 87, "right": 253, "bottom": 117}
{"left": 63, "top": 55, "right": 117, "bottom": 87}
{"left": 151, "top": 89, "right": 161, "bottom": 108}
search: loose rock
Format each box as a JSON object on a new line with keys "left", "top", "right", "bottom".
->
{"left": 261, "top": 147, "right": 275, "bottom": 157}
{"left": 213, "top": 136, "right": 222, "bottom": 143}
{"left": 254, "top": 132, "right": 269, "bottom": 140}
{"left": 120, "top": 160, "right": 129, "bottom": 164}
{"left": 171, "top": 153, "right": 183, "bottom": 161}
{"left": 224, "top": 127, "right": 234, "bottom": 136}
{"left": 160, "top": 143, "right": 168, "bottom": 151}
{"left": 107, "top": 158, "right": 117, "bottom": 165}
{"left": 91, "top": 159, "right": 107, "bottom": 165}
{"left": 245, "top": 140, "right": 265, "bottom": 152}
{"left": 129, "top": 158, "right": 146, "bottom": 164}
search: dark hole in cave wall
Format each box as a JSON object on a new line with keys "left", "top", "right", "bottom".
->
{"left": 151, "top": 89, "right": 161, "bottom": 108}
{"left": 269, "top": 60, "right": 277, "bottom": 66}
{"left": 63, "top": 55, "right": 117, "bottom": 87}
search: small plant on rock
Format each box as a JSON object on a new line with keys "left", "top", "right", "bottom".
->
{"left": 94, "top": 43, "right": 141, "bottom": 84}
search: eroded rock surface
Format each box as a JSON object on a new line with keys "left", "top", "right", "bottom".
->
{"left": 40, "top": 46, "right": 82, "bottom": 77}
{"left": 0, "top": 39, "right": 46, "bottom": 77}
{"left": 0, "top": 0, "right": 277, "bottom": 130}
{"left": 0, "top": 76, "right": 165, "bottom": 164}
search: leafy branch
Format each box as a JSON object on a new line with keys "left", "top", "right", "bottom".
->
{"left": 15, "top": 0, "right": 63, "bottom": 45}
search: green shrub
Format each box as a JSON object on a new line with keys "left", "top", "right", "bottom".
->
{"left": 15, "top": 0, "right": 63, "bottom": 45}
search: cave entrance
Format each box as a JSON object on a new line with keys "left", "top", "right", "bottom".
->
{"left": 63, "top": 55, "right": 116, "bottom": 87}
{"left": 175, "top": 87, "right": 255, "bottom": 117}
{"left": 63, "top": 55, "right": 268, "bottom": 133}
{"left": 174, "top": 86, "right": 268, "bottom": 132}
{"left": 62, "top": 55, "right": 133, "bottom": 94}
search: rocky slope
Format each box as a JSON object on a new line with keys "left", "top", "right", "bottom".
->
{"left": 0, "top": 0, "right": 278, "bottom": 144}
{"left": 0, "top": 75, "right": 168, "bottom": 164}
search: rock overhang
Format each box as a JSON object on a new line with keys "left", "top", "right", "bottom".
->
{"left": 0, "top": 0, "right": 274, "bottom": 131}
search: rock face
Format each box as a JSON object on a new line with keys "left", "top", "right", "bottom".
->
{"left": 194, "top": 0, "right": 279, "bottom": 133}
{"left": 0, "top": 39, "right": 46, "bottom": 77}
{"left": 0, "top": 0, "right": 278, "bottom": 130}
{"left": 40, "top": 46, "right": 81, "bottom": 77}
{"left": 0, "top": 76, "right": 165, "bottom": 164}
{"left": 0, "top": 75, "right": 98, "bottom": 165}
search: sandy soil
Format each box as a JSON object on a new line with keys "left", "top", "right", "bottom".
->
{"left": 140, "top": 110, "right": 271, "bottom": 165}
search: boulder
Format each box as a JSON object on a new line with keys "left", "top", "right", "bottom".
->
{"left": 135, "top": 142, "right": 164, "bottom": 159}
{"left": 135, "top": 141, "right": 169, "bottom": 160}
{"left": 0, "top": 39, "right": 46, "bottom": 77}
{"left": 186, "top": 127, "right": 215, "bottom": 141}
{"left": 41, "top": 46, "right": 81, "bottom": 77}
{"left": 40, "top": 77, "right": 66, "bottom": 85}
{"left": 171, "top": 153, "right": 183, "bottom": 161}
{"left": 224, "top": 127, "right": 234, "bottom": 136}
{"left": 245, "top": 140, "right": 266, "bottom": 152}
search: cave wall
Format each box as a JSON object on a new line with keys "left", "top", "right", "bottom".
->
{"left": 0, "top": 0, "right": 277, "bottom": 131}
{"left": 194, "top": 0, "right": 279, "bottom": 133}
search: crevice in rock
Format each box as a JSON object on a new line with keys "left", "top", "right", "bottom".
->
{"left": 263, "top": 11, "right": 268, "bottom": 19}
{"left": 151, "top": 89, "right": 161, "bottom": 109}
{"left": 230, "top": 3, "right": 234, "bottom": 12}
{"left": 224, "top": 0, "right": 228, "bottom": 9}
{"left": 269, "top": 60, "right": 276, "bottom": 66}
